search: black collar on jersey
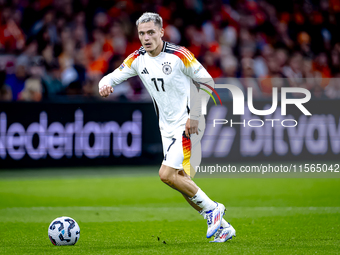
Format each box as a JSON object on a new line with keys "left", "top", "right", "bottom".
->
{"left": 161, "top": 41, "right": 167, "bottom": 52}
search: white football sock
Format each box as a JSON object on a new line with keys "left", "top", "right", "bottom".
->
{"left": 190, "top": 188, "right": 217, "bottom": 212}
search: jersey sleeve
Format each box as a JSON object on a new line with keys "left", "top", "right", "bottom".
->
{"left": 178, "top": 48, "right": 215, "bottom": 120}
{"left": 177, "top": 47, "right": 212, "bottom": 80}
{"left": 98, "top": 51, "right": 138, "bottom": 89}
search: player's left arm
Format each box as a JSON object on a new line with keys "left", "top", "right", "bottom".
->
{"left": 180, "top": 50, "right": 214, "bottom": 137}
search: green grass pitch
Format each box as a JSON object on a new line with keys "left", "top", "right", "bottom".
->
{"left": 0, "top": 165, "right": 339, "bottom": 254}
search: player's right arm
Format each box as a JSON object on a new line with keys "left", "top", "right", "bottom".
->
{"left": 177, "top": 48, "right": 214, "bottom": 137}
{"left": 98, "top": 52, "right": 139, "bottom": 97}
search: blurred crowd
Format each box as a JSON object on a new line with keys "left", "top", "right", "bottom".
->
{"left": 0, "top": 0, "right": 340, "bottom": 102}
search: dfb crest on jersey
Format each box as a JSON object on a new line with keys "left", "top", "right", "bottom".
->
{"left": 162, "top": 62, "right": 172, "bottom": 75}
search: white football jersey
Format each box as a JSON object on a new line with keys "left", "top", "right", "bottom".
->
{"left": 99, "top": 41, "right": 213, "bottom": 137}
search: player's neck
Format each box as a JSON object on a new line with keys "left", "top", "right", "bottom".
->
{"left": 147, "top": 40, "right": 164, "bottom": 57}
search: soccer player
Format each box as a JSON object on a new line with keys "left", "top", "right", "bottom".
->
{"left": 98, "top": 12, "right": 235, "bottom": 242}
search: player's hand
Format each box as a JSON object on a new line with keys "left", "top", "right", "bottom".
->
{"left": 99, "top": 85, "right": 114, "bottom": 97}
{"left": 185, "top": 118, "right": 199, "bottom": 138}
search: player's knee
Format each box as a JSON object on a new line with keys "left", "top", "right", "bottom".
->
{"left": 159, "top": 167, "right": 174, "bottom": 185}
{"left": 159, "top": 171, "right": 170, "bottom": 184}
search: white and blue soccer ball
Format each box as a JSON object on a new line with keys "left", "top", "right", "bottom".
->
{"left": 48, "top": 216, "right": 80, "bottom": 246}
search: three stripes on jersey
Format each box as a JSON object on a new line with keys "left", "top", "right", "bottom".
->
{"left": 141, "top": 68, "right": 149, "bottom": 74}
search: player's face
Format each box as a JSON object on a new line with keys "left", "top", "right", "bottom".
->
{"left": 138, "top": 22, "right": 164, "bottom": 54}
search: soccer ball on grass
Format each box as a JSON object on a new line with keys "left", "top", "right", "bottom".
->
{"left": 48, "top": 216, "right": 80, "bottom": 246}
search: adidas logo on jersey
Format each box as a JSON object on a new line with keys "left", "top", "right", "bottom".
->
{"left": 141, "top": 68, "right": 149, "bottom": 74}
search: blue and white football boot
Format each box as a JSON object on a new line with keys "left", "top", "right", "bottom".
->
{"left": 204, "top": 202, "right": 226, "bottom": 238}
{"left": 210, "top": 221, "right": 236, "bottom": 243}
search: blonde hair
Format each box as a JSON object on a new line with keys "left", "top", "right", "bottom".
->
{"left": 136, "top": 12, "right": 163, "bottom": 28}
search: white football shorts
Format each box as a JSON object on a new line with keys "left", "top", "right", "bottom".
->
{"left": 161, "top": 117, "right": 205, "bottom": 177}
